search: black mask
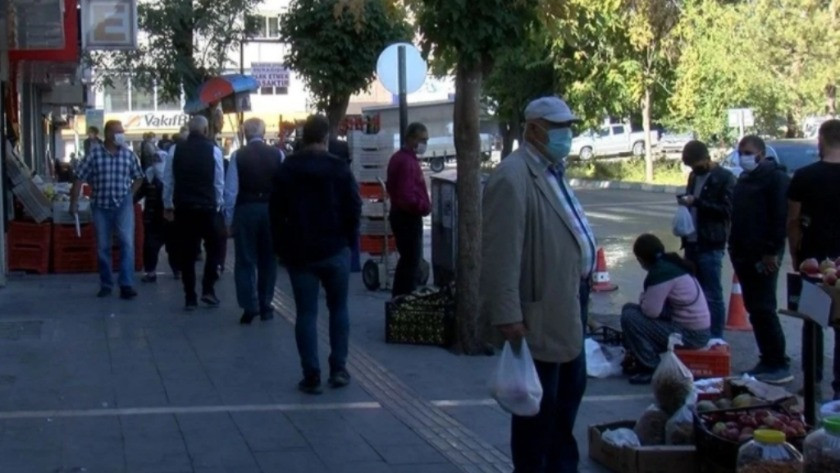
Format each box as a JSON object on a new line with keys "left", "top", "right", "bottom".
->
{"left": 692, "top": 165, "right": 710, "bottom": 175}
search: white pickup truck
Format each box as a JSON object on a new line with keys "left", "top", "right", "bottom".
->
{"left": 571, "top": 123, "right": 657, "bottom": 160}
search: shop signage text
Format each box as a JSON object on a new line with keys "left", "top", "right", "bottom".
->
{"left": 122, "top": 112, "right": 190, "bottom": 130}
{"left": 252, "top": 63, "right": 290, "bottom": 88}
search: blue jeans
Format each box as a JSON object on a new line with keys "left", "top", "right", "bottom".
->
{"left": 511, "top": 280, "right": 589, "bottom": 473}
{"left": 685, "top": 246, "right": 726, "bottom": 338}
{"left": 233, "top": 203, "right": 277, "bottom": 314}
{"left": 287, "top": 247, "right": 351, "bottom": 378}
{"left": 92, "top": 195, "right": 135, "bottom": 289}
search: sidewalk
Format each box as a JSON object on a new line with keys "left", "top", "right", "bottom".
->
{"left": 0, "top": 251, "right": 652, "bottom": 473}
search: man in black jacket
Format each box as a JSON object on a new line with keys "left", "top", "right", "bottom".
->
{"left": 680, "top": 140, "right": 736, "bottom": 340}
{"left": 730, "top": 135, "right": 792, "bottom": 384}
{"left": 270, "top": 114, "right": 361, "bottom": 395}
{"left": 163, "top": 116, "right": 225, "bottom": 311}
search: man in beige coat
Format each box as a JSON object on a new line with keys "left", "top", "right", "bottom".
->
{"left": 481, "top": 96, "right": 596, "bottom": 473}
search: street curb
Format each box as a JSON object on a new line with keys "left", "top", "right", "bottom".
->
{"left": 568, "top": 178, "right": 682, "bottom": 194}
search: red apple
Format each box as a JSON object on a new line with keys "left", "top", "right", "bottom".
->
{"left": 826, "top": 273, "right": 838, "bottom": 286}
{"left": 739, "top": 414, "right": 758, "bottom": 429}
{"left": 726, "top": 428, "right": 741, "bottom": 441}
{"left": 801, "top": 258, "right": 820, "bottom": 274}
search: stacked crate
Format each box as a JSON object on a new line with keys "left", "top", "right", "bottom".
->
{"left": 52, "top": 223, "right": 97, "bottom": 273}
{"left": 7, "top": 222, "right": 52, "bottom": 274}
{"left": 111, "top": 204, "right": 144, "bottom": 271}
{"left": 349, "top": 131, "right": 396, "bottom": 255}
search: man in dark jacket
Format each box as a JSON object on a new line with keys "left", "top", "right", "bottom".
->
{"left": 386, "top": 122, "right": 431, "bottom": 297}
{"left": 680, "top": 140, "right": 736, "bottom": 340}
{"left": 270, "top": 114, "right": 361, "bottom": 394}
{"left": 730, "top": 135, "right": 792, "bottom": 384}
{"left": 224, "top": 118, "right": 284, "bottom": 324}
{"left": 163, "top": 116, "right": 225, "bottom": 311}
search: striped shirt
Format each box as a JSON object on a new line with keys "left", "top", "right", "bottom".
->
{"left": 76, "top": 143, "right": 144, "bottom": 209}
{"left": 525, "top": 145, "right": 597, "bottom": 278}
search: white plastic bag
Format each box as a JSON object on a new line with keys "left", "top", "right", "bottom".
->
{"left": 585, "top": 338, "right": 625, "bottom": 378}
{"left": 665, "top": 403, "right": 695, "bottom": 445}
{"left": 491, "top": 340, "right": 543, "bottom": 416}
{"left": 602, "top": 428, "right": 641, "bottom": 447}
{"left": 672, "top": 206, "right": 695, "bottom": 237}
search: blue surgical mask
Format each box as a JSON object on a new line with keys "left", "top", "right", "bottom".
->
{"left": 545, "top": 127, "right": 573, "bottom": 163}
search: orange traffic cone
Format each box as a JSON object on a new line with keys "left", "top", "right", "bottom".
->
{"left": 592, "top": 248, "right": 618, "bottom": 292}
{"left": 725, "top": 274, "right": 752, "bottom": 331}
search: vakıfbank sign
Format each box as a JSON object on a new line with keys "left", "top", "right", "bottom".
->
{"left": 121, "top": 112, "right": 190, "bottom": 131}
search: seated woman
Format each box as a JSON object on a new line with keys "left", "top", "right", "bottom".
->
{"left": 621, "top": 234, "right": 711, "bottom": 384}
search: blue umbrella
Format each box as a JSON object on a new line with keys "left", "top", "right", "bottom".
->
{"left": 183, "top": 74, "right": 260, "bottom": 114}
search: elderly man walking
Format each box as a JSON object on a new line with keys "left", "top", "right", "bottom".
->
{"left": 163, "top": 116, "right": 225, "bottom": 311}
{"left": 70, "top": 120, "right": 145, "bottom": 299}
{"left": 224, "top": 118, "right": 285, "bottom": 324}
{"left": 481, "top": 96, "right": 596, "bottom": 473}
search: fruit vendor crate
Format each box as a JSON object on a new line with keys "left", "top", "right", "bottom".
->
{"left": 588, "top": 421, "right": 698, "bottom": 473}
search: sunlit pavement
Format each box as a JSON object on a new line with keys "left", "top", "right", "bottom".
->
{"left": 0, "top": 186, "right": 830, "bottom": 472}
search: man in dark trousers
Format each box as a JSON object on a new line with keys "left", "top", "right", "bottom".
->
{"left": 730, "top": 135, "right": 792, "bottom": 384}
{"left": 386, "top": 122, "right": 430, "bottom": 297}
{"left": 789, "top": 119, "right": 840, "bottom": 401}
{"left": 680, "top": 140, "right": 736, "bottom": 340}
{"left": 163, "top": 116, "right": 225, "bottom": 311}
{"left": 224, "top": 118, "right": 284, "bottom": 324}
{"left": 270, "top": 114, "right": 361, "bottom": 394}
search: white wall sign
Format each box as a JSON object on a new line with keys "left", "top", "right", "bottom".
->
{"left": 121, "top": 112, "right": 190, "bottom": 130}
{"left": 82, "top": 0, "right": 138, "bottom": 50}
{"left": 252, "top": 63, "right": 290, "bottom": 88}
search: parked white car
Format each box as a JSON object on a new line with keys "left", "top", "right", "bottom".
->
{"left": 571, "top": 123, "right": 658, "bottom": 160}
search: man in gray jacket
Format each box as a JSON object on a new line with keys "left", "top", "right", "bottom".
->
{"left": 481, "top": 96, "right": 595, "bottom": 473}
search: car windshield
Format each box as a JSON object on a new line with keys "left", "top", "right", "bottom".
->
{"left": 770, "top": 142, "right": 819, "bottom": 173}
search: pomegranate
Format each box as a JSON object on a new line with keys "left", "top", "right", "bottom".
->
{"left": 801, "top": 258, "right": 820, "bottom": 274}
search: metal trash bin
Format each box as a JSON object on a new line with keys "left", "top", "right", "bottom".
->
{"left": 430, "top": 170, "right": 487, "bottom": 287}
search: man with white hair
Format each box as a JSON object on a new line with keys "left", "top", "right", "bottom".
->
{"left": 163, "top": 115, "right": 225, "bottom": 311}
{"left": 224, "top": 118, "right": 285, "bottom": 324}
{"left": 481, "top": 96, "right": 595, "bottom": 472}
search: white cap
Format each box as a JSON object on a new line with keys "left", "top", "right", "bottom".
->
{"left": 524, "top": 96, "right": 579, "bottom": 123}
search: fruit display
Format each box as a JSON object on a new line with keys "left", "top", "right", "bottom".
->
{"left": 799, "top": 257, "right": 840, "bottom": 287}
{"left": 737, "top": 430, "right": 803, "bottom": 473}
{"left": 698, "top": 405, "right": 808, "bottom": 445}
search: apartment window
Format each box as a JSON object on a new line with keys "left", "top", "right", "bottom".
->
{"left": 259, "top": 86, "right": 288, "bottom": 95}
{"left": 157, "top": 89, "right": 182, "bottom": 111}
{"left": 254, "top": 14, "right": 280, "bottom": 38}
{"left": 268, "top": 16, "right": 279, "bottom": 37}
{"left": 103, "top": 77, "right": 130, "bottom": 112}
{"left": 131, "top": 85, "right": 154, "bottom": 111}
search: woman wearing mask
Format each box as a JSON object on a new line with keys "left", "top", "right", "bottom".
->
{"left": 621, "top": 234, "right": 711, "bottom": 384}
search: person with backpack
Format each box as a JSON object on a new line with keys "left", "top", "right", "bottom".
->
{"left": 621, "top": 234, "right": 711, "bottom": 384}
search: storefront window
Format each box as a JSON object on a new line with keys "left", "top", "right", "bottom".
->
{"left": 103, "top": 77, "right": 130, "bottom": 112}
{"left": 131, "top": 84, "right": 155, "bottom": 111}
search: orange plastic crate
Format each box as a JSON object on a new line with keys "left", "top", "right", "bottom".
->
{"left": 675, "top": 344, "right": 731, "bottom": 379}
{"left": 360, "top": 235, "right": 396, "bottom": 254}
{"left": 8, "top": 221, "right": 52, "bottom": 249}
{"left": 53, "top": 247, "right": 97, "bottom": 273}
{"left": 53, "top": 223, "right": 95, "bottom": 247}
{"left": 359, "top": 183, "right": 385, "bottom": 200}
{"left": 8, "top": 245, "right": 50, "bottom": 274}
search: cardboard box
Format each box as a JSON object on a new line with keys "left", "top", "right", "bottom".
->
{"left": 588, "top": 421, "right": 698, "bottom": 473}
{"left": 787, "top": 272, "right": 840, "bottom": 326}
{"left": 12, "top": 179, "right": 52, "bottom": 223}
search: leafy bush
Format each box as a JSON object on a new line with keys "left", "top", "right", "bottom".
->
{"left": 566, "top": 158, "right": 687, "bottom": 186}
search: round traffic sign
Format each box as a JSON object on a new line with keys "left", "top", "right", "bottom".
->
{"left": 376, "top": 42, "right": 427, "bottom": 95}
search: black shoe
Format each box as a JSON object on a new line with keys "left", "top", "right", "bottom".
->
{"left": 141, "top": 274, "right": 157, "bottom": 283}
{"left": 629, "top": 372, "right": 654, "bottom": 385}
{"left": 201, "top": 294, "right": 220, "bottom": 307}
{"left": 120, "top": 287, "right": 138, "bottom": 300}
{"left": 329, "top": 370, "right": 351, "bottom": 389}
{"left": 744, "top": 362, "right": 775, "bottom": 377}
{"left": 97, "top": 287, "right": 112, "bottom": 298}
{"left": 298, "top": 376, "right": 323, "bottom": 395}
{"left": 239, "top": 311, "right": 258, "bottom": 325}
{"left": 260, "top": 309, "right": 275, "bottom": 321}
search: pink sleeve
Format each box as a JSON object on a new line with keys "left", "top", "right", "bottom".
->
{"left": 639, "top": 280, "right": 675, "bottom": 318}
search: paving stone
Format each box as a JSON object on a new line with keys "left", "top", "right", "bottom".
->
{"left": 230, "top": 411, "right": 309, "bottom": 452}
{"left": 374, "top": 443, "right": 449, "bottom": 465}
{"left": 254, "top": 449, "right": 329, "bottom": 473}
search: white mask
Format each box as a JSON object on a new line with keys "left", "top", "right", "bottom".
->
{"left": 738, "top": 153, "right": 759, "bottom": 172}
{"left": 415, "top": 143, "right": 427, "bottom": 156}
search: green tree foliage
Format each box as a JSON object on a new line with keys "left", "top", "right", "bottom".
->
{"left": 90, "top": 0, "right": 262, "bottom": 102}
{"left": 670, "top": 0, "right": 840, "bottom": 141}
{"left": 280, "top": 0, "right": 411, "bottom": 133}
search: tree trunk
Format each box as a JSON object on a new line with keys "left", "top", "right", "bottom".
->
{"left": 453, "top": 61, "right": 484, "bottom": 355}
{"left": 827, "top": 84, "right": 837, "bottom": 117}
{"left": 326, "top": 94, "right": 351, "bottom": 138}
{"left": 642, "top": 86, "right": 654, "bottom": 184}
